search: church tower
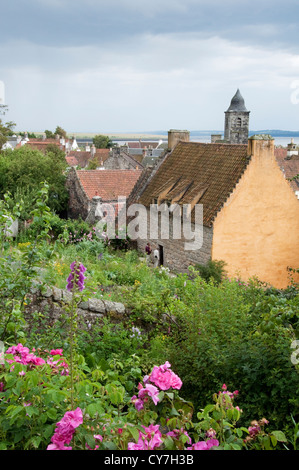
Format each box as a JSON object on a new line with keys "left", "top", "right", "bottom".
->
{"left": 224, "top": 89, "right": 250, "bottom": 144}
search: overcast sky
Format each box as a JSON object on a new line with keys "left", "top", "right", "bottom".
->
{"left": 1, "top": 0, "right": 299, "bottom": 133}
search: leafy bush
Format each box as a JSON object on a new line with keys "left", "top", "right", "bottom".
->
{"left": 195, "top": 259, "right": 227, "bottom": 284}
{"left": 0, "top": 348, "right": 289, "bottom": 450}
{"left": 153, "top": 273, "right": 299, "bottom": 431}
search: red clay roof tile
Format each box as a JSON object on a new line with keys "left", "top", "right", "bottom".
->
{"left": 76, "top": 169, "right": 143, "bottom": 201}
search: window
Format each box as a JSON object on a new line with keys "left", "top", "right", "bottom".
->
{"left": 236, "top": 117, "right": 242, "bottom": 127}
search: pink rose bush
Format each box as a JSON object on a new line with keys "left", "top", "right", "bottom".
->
{"left": 147, "top": 361, "right": 182, "bottom": 391}
{"left": 128, "top": 424, "right": 163, "bottom": 450}
{"left": 5, "top": 343, "right": 69, "bottom": 376}
{"left": 128, "top": 363, "right": 220, "bottom": 451}
{"left": 187, "top": 438, "right": 219, "bottom": 450}
{"left": 47, "top": 407, "right": 83, "bottom": 450}
{"left": 1, "top": 348, "right": 283, "bottom": 451}
{"left": 131, "top": 361, "right": 182, "bottom": 412}
{"left": 6, "top": 344, "right": 46, "bottom": 367}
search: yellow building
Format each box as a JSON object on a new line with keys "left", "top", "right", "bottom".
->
{"left": 134, "top": 134, "right": 299, "bottom": 289}
{"left": 212, "top": 136, "right": 299, "bottom": 288}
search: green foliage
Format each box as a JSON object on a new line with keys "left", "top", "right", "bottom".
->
{"left": 44, "top": 129, "right": 55, "bottom": 139}
{"left": 153, "top": 273, "right": 299, "bottom": 430}
{"left": 0, "top": 183, "right": 52, "bottom": 343}
{"left": 54, "top": 126, "right": 67, "bottom": 138}
{"left": 92, "top": 134, "right": 114, "bottom": 149}
{"left": 0, "top": 347, "right": 289, "bottom": 450}
{"left": 18, "top": 132, "right": 37, "bottom": 139}
{"left": 0, "top": 200, "right": 297, "bottom": 449}
{"left": 19, "top": 213, "right": 95, "bottom": 245}
{"left": 0, "top": 118, "right": 16, "bottom": 149}
{"left": 0, "top": 146, "right": 68, "bottom": 216}
{"left": 195, "top": 259, "right": 227, "bottom": 284}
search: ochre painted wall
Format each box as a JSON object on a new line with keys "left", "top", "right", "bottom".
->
{"left": 212, "top": 138, "right": 299, "bottom": 288}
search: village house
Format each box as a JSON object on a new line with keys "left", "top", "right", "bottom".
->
{"left": 1, "top": 131, "right": 83, "bottom": 154}
{"left": 274, "top": 139, "right": 299, "bottom": 200}
{"left": 102, "top": 147, "right": 144, "bottom": 170}
{"left": 128, "top": 125, "right": 299, "bottom": 289}
{"left": 66, "top": 167, "right": 143, "bottom": 224}
{"left": 65, "top": 145, "right": 111, "bottom": 168}
{"left": 122, "top": 140, "right": 166, "bottom": 164}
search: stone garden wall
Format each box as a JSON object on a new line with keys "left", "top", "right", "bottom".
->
{"left": 24, "top": 284, "right": 128, "bottom": 330}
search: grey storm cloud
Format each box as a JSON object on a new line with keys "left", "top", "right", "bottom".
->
{"left": 1, "top": 0, "right": 299, "bottom": 50}
{"left": 1, "top": 0, "right": 299, "bottom": 132}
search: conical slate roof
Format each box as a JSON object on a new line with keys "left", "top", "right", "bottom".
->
{"left": 226, "top": 89, "right": 248, "bottom": 112}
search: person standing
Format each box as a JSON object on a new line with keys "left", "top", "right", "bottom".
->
{"left": 153, "top": 248, "right": 159, "bottom": 268}
{"left": 145, "top": 242, "right": 152, "bottom": 265}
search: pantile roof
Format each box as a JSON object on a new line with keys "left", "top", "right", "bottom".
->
{"left": 76, "top": 169, "right": 143, "bottom": 201}
{"left": 66, "top": 149, "right": 110, "bottom": 168}
{"left": 138, "top": 141, "right": 250, "bottom": 226}
{"left": 275, "top": 148, "right": 299, "bottom": 193}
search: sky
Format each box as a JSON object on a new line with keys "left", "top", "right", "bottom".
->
{"left": 1, "top": 0, "right": 299, "bottom": 133}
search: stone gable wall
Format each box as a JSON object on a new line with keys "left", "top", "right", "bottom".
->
{"left": 66, "top": 168, "right": 90, "bottom": 220}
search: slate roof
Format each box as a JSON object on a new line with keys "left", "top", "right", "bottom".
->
{"left": 76, "top": 169, "right": 143, "bottom": 201}
{"left": 115, "top": 152, "right": 144, "bottom": 169}
{"left": 138, "top": 141, "right": 250, "bottom": 226}
{"left": 226, "top": 89, "right": 248, "bottom": 112}
{"left": 127, "top": 141, "right": 160, "bottom": 149}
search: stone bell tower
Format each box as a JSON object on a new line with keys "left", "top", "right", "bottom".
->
{"left": 224, "top": 89, "right": 250, "bottom": 144}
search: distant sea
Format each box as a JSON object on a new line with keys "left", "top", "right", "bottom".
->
{"left": 77, "top": 132, "right": 299, "bottom": 148}
{"left": 190, "top": 136, "right": 299, "bottom": 146}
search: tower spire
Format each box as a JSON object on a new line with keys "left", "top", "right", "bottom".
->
{"left": 224, "top": 89, "right": 250, "bottom": 144}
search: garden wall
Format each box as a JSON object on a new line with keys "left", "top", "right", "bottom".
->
{"left": 24, "top": 284, "right": 128, "bottom": 330}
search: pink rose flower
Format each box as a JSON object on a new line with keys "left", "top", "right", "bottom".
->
{"left": 128, "top": 424, "right": 163, "bottom": 451}
{"left": 138, "top": 384, "right": 160, "bottom": 406}
{"left": 187, "top": 439, "right": 219, "bottom": 450}
{"left": 50, "top": 349, "right": 63, "bottom": 356}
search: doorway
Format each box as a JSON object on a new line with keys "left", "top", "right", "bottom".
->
{"left": 158, "top": 244, "right": 164, "bottom": 266}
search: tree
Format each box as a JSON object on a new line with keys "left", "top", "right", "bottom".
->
{"left": 55, "top": 126, "right": 67, "bottom": 139}
{"left": 0, "top": 104, "right": 17, "bottom": 150}
{"left": 0, "top": 146, "right": 68, "bottom": 216}
{"left": 44, "top": 129, "right": 55, "bottom": 139}
{"left": 0, "top": 119, "right": 16, "bottom": 149}
{"left": 0, "top": 120, "right": 9, "bottom": 149}
{"left": 19, "top": 131, "right": 37, "bottom": 138}
{"left": 92, "top": 134, "right": 114, "bottom": 149}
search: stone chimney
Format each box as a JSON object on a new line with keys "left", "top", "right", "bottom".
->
{"left": 85, "top": 195, "right": 102, "bottom": 225}
{"left": 247, "top": 134, "right": 275, "bottom": 159}
{"left": 211, "top": 134, "right": 222, "bottom": 143}
{"left": 168, "top": 129, "right": 190, "bottom": 150}
{"left": 85, "top": 143, "right": 91, "bottom": 152}
{"left": 91, "top": 144, "right": 96, "bottom": 157}
{"left": 286, "top": 138, "right": 298, "bottom": 159}
{"left": 112, "top": 147, "right": 121, "bottom": 156}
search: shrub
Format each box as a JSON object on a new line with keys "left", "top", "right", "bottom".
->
{"left": 195, "top": 259, "right": 227, "bottom": 284}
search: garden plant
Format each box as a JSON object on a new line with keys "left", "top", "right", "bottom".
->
{"left": 0, "top": 185, "right": 298, "bottom": 450}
